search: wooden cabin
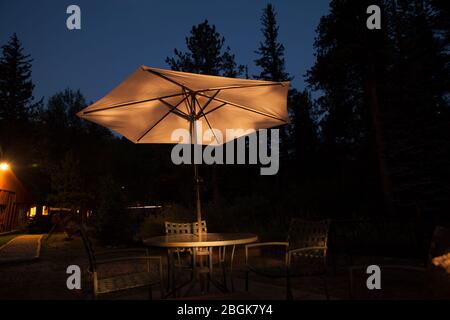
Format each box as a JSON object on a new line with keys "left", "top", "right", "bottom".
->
{"left": 0, "top": 163, "right": 31, "bottom": 233}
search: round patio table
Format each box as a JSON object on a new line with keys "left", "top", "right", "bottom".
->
{"left": 144, "top": 233, "right": 258, "bottom": 297}
{"left": 144, "top": 233, "right": 258, "bottom": 248}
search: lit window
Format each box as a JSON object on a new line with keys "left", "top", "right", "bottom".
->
{"left": 30, "top": 206, "right": 37, "bottom": 217}
{"left": 42, "top": 206, "right": 49, "bottom": 216}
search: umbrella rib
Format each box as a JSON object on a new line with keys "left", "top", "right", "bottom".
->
{"left": 144, "top": 68, "right": 195, "bottom": 92}
{"left": 196, "top": 82, "right": 286, "bottom": 93}
{"left": 136, "top": 95, "right": 189, "bottom": 142}
{"left": 196, "top": 89, "right": 221, "bottom": 116}
{"left": 194, "top": 96, "right": 219, "bottom": 145}
{"left": 198, "top": 102, "right": 228, "bottom": 118}
{"left": 183, "top": 88, "right": 193, "bottom": 115}
{"left": 82, "top": 93, "right": 185, "bottom": 115}
{"left": 196, "top": 92, "right": 287, "bottom": 123}
{"left": 159, "top": 98, "right": 189, "bottom": 119}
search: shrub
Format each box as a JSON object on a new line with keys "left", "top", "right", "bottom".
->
{"left": 91, "top": 175, "right": 133, "bottom": 246}
{"left": 139, "top": 204, "right": 193, "bottom": 239}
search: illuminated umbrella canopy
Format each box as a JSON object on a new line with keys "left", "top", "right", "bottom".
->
{"left": 78, "top": 66, "right": 290, "bottom": 235}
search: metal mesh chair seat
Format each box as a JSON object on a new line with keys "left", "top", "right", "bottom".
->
{"left": 97, "top": 272, "right": 160, "bottom": 295}
{"left": 79, "top": 225, "right": 164, "bottom": 299}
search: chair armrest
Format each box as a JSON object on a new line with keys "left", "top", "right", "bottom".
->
{"left": 245, "top": 242, "right": 289, "bottom": 265}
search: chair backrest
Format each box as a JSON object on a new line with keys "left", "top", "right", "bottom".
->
{"left": 192, "top": 220, "right": 207, "bottom": 235}
{"left": 164, "top": 220, "right": 207, "bottom": 235}
{"left": 79, "top": 224, "right": 97, "bottom": 272}
{"left": 287, "top": 219, "right": 330, "bottom": 251}
{"left": 165, "top": 221, "right": 192, "bottom": 235}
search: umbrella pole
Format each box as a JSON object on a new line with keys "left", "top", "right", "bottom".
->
{"left": 190, "top": 100, "right": 203, "bottom": 238}
{"left": 194, "top": 162, "right": 202, "bottom": 238}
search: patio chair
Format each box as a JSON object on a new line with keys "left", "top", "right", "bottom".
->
{"left": 165, "top": 220, "right": 215, "bottom": 295}
{"left": 79, "top": 226, "right": 164, "bottom": 299}
{"left": 245, "top": 219, "right": 331, "bottom": 300}
{"left": 164, "top": 221, "right": 209, "bottom": 265}
{"left": 192, "top": 220, "right": 212, "bottom": 258}
{"left": 165, "top": 221, "right": 193, "bottom": 267}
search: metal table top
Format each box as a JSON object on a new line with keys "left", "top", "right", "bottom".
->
{"left": 144, "top": 233, "right": 258, "bottom": 248}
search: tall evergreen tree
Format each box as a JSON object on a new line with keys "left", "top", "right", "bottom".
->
{"left": 308, "top": 0, "right": 450, "bottom": 219}
{"left": 254, "top": 4, "right": 292, "bottom": 164}
{"left": 383, "top": 0, "right": 450, "bottom": 219}
{"left": 0, "top": 33, "right": 41, "bottom": 122}
{"left": 166, "top": 20, "right": 245, "bottom": 206}
{"left": 222, "top": 47, "right": 245, "bottom": 78}
{"left": 289, "top": 89, "right": 318, "bottom": 166}
{"left": 254, "top": 4, "right": 291, "bottom": 82}
{"left": 166, "top": 20, "right": 244, "bottom": 77}
{"left": 0, "top": 33, "right": 42, "bottom": 170}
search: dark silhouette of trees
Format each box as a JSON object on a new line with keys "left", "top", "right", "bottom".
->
{"left": 254, "top": 4, "right": 293, "bottom": 164}
{"left": 2, "top": 1, "right": 449, "bottom": 240}
{"left": 166, "top": 20, "right": 244, "bottom": 77}
{"left": 289, "top": 90, "right": 318, "bottom": 168}
{"left": 166, "top": 20, "right": 246, "bottom": 207}
{"left": 254, "top": 4, "right": 291, "bottom": 82}
{"left": 307, "top": 0, "right": 450, "bottom": 220}
{"left": 0, "top": 33, "right": 43, "bottom": 172}
{"left": 0, "top": 33, "right": 41, "bottom": 122}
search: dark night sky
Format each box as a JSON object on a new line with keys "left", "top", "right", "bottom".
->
{"left": 0, "top": 0, "right": 330, "bottom": 104}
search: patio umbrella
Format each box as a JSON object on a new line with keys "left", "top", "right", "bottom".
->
{"left": 77, "top": 66, "right": 289, "bottom": 236}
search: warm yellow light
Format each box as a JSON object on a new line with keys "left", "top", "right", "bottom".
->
{"left": 0, "top": 162, "right": 9, "bottom": 171}
{"left": 42, "top": 206, "right": 49, "bottom": 216}
{"left": 30, "top": 206, "right": 37, "bottom": 218}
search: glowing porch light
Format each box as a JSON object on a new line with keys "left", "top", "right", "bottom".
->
{"left": 0, "top": 162, "right": 9, "bottom": 171}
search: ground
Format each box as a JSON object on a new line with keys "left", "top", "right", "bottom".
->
{"left": 0, "top": 233, "right": 447, "bottom": 300}
{"left": 0, "top": 234, "right": 17, "bottom": 248}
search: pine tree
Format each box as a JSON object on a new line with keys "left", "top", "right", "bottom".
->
{"left": 222, "top": 47, "right": 245, "bottom": 78}
{"left": 383, "top": 0, "right": 450, "bottom": 218}
{"left": 166, "top": 20, "right": 244, "bottom": 77}
{"left": 308, "top": 0, "right": 450, "bottom": 219}
{"left": 254, "top": 4, "right": 291, "bottom": 82}
{"left": 166, "top": 20, "right": 244, "bottom": 206}
{"left": 307, "top": 0, "right": 396, "bottom": 215}
{"left": 289, "top": 89, "right": 318, "bottom": 166}
{"left": 0, "top": 33, "right": 41, "bottom": 122}
{"left": 254, "top": 4, "right": 292, "bottom": 164}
